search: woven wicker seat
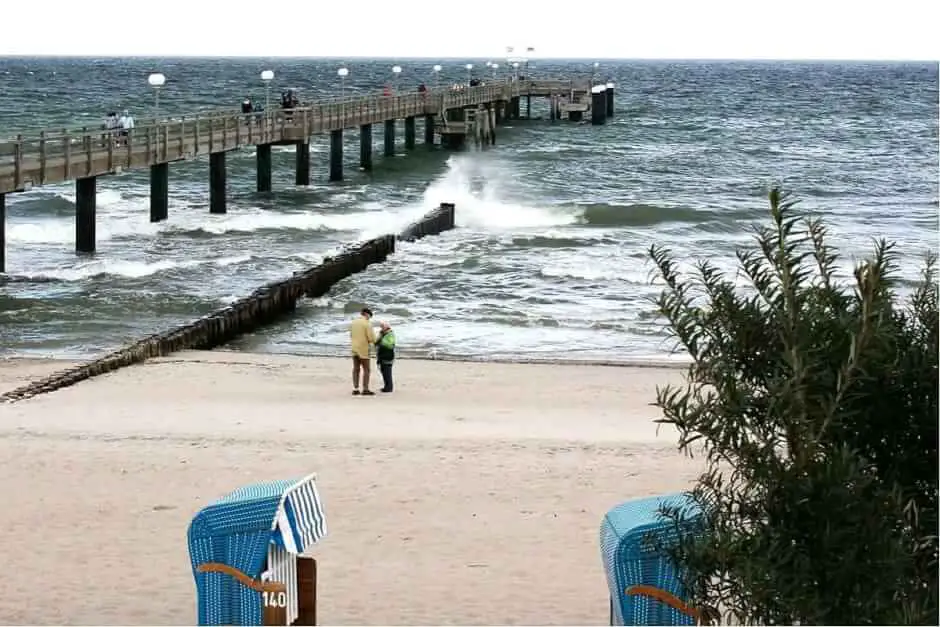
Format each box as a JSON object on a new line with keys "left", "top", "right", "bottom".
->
{"left": 599, "top": 493, "right": 701, "bottom": 625}
{"left": 188, "top": 473, "right": 327, "bottom": 626}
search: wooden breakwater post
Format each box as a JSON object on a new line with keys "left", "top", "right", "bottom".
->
{"left": 0, "top": 203, "right": 459, "bottom": 403}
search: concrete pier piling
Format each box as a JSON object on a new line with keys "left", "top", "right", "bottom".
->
{"left": 256, "top": 143, "right": 272, "bottom": 192}
{"left": 384, "top": 120, "right": 396, "bottom": 157}
{"left": 150, "top": 163, "right": 168, "bottom": 222}
{"left": 489, "top": 107, "right": 497, "bottom": 144}
{"left": 0, "top": 202, "right": 460, "bottom": 403}
{"left": 360, "top": 124, "right": 373, "bottom": 171}
{"left": 0, "top": 193, "right": 6, "bottom": 273}
{"left": 295, "top": 141, "right": 310, "bottom": 186}
{"left": 329, "top": 129, "right": 343, "bottom": 182}
{"left": 75, "top": 176, "right": 96, "bottom": 253}
{"left": 424, "top": 114, "right": 435, "bottom": 146}
{"left": 606, "top": 83, "right": 615, "bottom": 118}
{"left": 404, "top": 116, "right": 416, "bottom": 150}
{"left": 591, "top": 87, "right": 607, "bottom": 125}
{"left": 209, "top": 152, "right": 226, "bottom": 214}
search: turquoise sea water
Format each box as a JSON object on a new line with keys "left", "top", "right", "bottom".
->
{"left": 0, "top": 58, "right": 937, "bottom": 361}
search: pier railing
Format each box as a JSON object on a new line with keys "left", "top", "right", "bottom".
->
{"left": 0, "top": 79, "right": 586, "bottom": 194}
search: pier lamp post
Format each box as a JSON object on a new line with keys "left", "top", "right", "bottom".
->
{"left": 392, "top": 65, "right": 401, "bottom": 94}
{"left": 465, "top": 63, "right": 473, "bottom": 85}
{"left": 491, "top": 63, "right": 499, "bottom": 80}
{"left": 260, "top": 69, "right": 274, "bottom": 111}
{"left": 525, "top": 46, "right": 534, "bottom": 75}
{"left": 432, "top": 64, "right": 442, "bottom": 89}
{"left": 337, "top": 67, "right": 348, "bottom": 99}
{"left": 592, "top": 61, "right": 599, "bottom": 87}
{"left": 147, "top": 72, "right": 166, "bottom": 120}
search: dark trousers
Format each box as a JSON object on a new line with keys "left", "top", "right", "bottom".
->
{"left": 379, "top": 361, "right": 394, "bottom": 391}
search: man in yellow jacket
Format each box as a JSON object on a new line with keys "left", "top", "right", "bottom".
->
{"left": 349, "top": 307, "right": 376, "bottom": 396}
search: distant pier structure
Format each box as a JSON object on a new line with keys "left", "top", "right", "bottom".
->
{"left": 0, "top": 77, "right": 616, "bottom": 272}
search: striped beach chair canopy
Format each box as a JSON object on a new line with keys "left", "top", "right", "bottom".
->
{"left": 600, "top": 492, "right": 702, "bottom": 626}
{"left": 188, "top": 473, "right": 327, "bottom": 626}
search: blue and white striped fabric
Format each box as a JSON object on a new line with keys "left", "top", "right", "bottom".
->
{"left": 187, "top": 473, "right": 327, "bottom": 626}
{"left": 272, "top": 475, "right": 327, "bottom": 554}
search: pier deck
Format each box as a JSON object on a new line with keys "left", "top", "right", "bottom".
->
{"left": 0, "top": 79, "right": 586, "bottom": 195}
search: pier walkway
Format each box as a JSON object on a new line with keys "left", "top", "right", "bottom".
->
{"left": 0, "top": 77, "right": 614, "bottom": 272}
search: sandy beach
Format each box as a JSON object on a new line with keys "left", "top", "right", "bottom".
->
{"left": 0, "top": 352, "right": 701, "bottom": 625}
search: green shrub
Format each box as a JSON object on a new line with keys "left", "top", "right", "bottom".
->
{"left": 650, "top": 187, "right": 938, "bottom": 625}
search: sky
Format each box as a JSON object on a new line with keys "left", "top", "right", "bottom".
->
{"left": 2, "top": 0, "right": 937, "bottom": 60}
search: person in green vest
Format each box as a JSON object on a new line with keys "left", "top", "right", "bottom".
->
{"left": 376, "top": 321, "right": 397, "bottom": 393}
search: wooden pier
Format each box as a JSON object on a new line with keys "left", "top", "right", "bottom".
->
{"left": 0, "top": 77, "right": 615, "bottom": 272}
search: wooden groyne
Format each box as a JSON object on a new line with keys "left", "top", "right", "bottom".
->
{"left": 0, "top": 202, "right": 456, "bottom": 403}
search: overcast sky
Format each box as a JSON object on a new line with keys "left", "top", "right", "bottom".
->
{"left": 2, "top": 0, "right": 937, "bottom": 60}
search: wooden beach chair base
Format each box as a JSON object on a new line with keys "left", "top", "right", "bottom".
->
{"left": 197, "top": 556, "right": 318, "bottom": 625}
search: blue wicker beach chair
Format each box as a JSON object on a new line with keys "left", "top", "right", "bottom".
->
{"left": 188, "top": 473, "right": 327, "bottom": 626}
{"left": 600, "top": 493, "right": 702, "bottom": 626}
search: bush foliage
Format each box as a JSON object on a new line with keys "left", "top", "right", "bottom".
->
{"left": 650, "top": 187, "right": 938, "bottom": 625}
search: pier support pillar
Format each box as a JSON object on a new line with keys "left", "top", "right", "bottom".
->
{"left": 295, "top": 141, "right": 310, "bottom": 186}
{"left": 495, "top": 102, "right": 504, "bottom": 124}
{"left": 0, "top": 194, "right": 5, "bottom": 273}
{"left": 404, "top": 116, "right": 416, "bottom": 150}
{"left": 329, "top": 129, "right": 343, "bottom": 182}
{"left": 606, "top": 86, "right": 615, "bottom": 117}
{"left": 360, "top": 124, "right": 372, "bottom": 171}
{"left": 424, "top": 114, "right": 435, "bottom": 146}
{"left": 525, "top": 95, "right": 531, "bottom": 119}
{"left": 256, "top": 143, "right": 272, "bottom": 192}
{"left": 591, "top": 90, "right": 607, "bottom": 125}
{"left": 75, "top": 176, "right": 96, "bottom": 253}
{"left": 569, "top": 110, "right": 583, "bottom": 122}
{"left": 489, "top": 107, "right": 497, "bottom": 144}
{"left": 150, "top": 163, "right": 168, "bottom": 223}
{"left": 550, "top": 95, "right": 557, "bottom": 122}
{"left": 209, "top": 152, "right": 226, "bottom": 214}
{"left": 384, "top": 120, "right": 395, "bottom": 157}
{"left": 509, "top": 97, "right": 520, "bottom": 120}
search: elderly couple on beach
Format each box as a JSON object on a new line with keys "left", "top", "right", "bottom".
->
{"left": 349, "top": 307, "right": 396, "bottom": 395}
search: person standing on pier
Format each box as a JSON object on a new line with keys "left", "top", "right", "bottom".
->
{"left": 376, "top": 321, "right": 396, "bottom": 393}
{"left": 117, "top": 110, "right": 135, "bottom": 145}
{"left": 350, "top": 307, "right": 376, "bottom": 396}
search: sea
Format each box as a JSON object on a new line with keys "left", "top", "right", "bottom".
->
{"left": 0, "top": 57, "right": 937, "bottom": 362}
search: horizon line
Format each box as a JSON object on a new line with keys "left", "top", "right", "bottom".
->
{"left": 0, "top": 54, "right": 935, "bottom": 63}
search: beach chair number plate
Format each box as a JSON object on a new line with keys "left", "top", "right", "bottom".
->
{"left": 262, "top": 591, "right": 288, "bottom": 608}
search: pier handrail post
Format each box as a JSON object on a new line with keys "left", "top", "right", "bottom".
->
{"left": 39, "top": 131, "right": 46, "bottom": 184}
{"left": 107, "top": 127, "right": 114, "bottom": 171}
{"left": 13, "top": 134, "right": 22, "bottom": 190}
{"left": 179, "top": 118, "right": 185, "bottom": 157}
{"left": 126, "top": 129, "right": 133, "bottom": 168}
{"left": 163, "top": 122, "right": 169, "bottom": 161}
{"left": 63, "top": 129, "right": 72, "bottom": 179}
{"left": 82, "top": 128, "right": 92, "bottom": 176}
{"left": 194, "top": 117, "right": 200, "bottom": 156}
